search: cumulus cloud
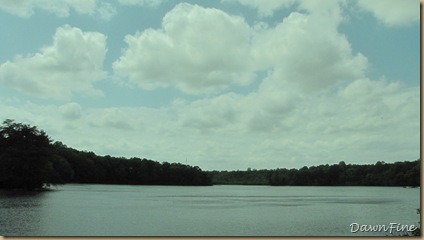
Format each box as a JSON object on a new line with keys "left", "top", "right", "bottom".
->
{"left": 0, "top": 25, "right": 107, "bottom": 100}
{"left": 0, "top": 1, "right": 418, "bottom": 171}
{"left": 0, "top": 0, "right": 116, "bottom": 20}
{"left": 113, "top": 3, "right": 254, "bottom": 94}
{"left": 0, "top": 74, "right": 419, "bottom": 170}
{"left": 172, "top": 76, "right": 419, "bottom": 168}
{"left": 251, "top": 4, "right": 368, "bottom": 92}
{"left": 222, "top": 0, "right": 295, "bottom": 17}
{"left": 177, "top": 93, "right": 243, "bottom": 132}
{"left": 114, "top": 1, "right": 367, "bottom": 94}
{"left": 0, "top": 0, "right": 34, "bottom": 17}
{"left": 222, "top": 0, "right": 347, "bottom": 19}
{"left": 118, "top": 0, "right": 167, "bottom": 7}
{"left": 356, "top": 0, "right": 419, "bottom": 27}
{"left": 60, "top": 102, "right": 82, "bottom": 120}
{"left": 95, "top": 2, "right": 117, "bottom": 21}
{"left": 89, "top": 107, "right": 137, "bottom": 131}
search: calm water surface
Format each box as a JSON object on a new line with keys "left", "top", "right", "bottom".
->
{"left": 0, "top": 184, "right": 420, "bottom": 236}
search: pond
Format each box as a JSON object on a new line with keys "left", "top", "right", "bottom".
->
{"left": 0, "top": 184, "right": 420, "bottom": 236}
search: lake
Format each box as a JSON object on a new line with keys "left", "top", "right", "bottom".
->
{"left": 0, "top": 184, "right": 420, "bottom": 236}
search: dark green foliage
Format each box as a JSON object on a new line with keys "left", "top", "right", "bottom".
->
{"left": 0, "top": 119, "right": 419, "bottom": 189}
{"left": 0, "top": 120, "right": 212, "bottom": 190}
{"left": 0, "top": 119, "right": 55, "bottom": 189}
{"left": 209, "top": 160, "right": 421, "bottom": 186}
{"left": 52, "top": 142, "right": 212, "bottom": 186}
{"left": 209, "top": 169, "right": 271, "bottom": 185}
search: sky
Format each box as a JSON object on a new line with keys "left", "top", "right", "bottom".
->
{"left": 0, "top": 0, "right": 420, "bottom": 171}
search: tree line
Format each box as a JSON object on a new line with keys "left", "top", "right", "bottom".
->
{"left": 0, "top": 119, "right": 420, "bottom": 190}
{"left": 208, "top": 159, "right": 420, "bottom": 186}
{"left": 0, "top": 119, "right": 211, "bottom": 190}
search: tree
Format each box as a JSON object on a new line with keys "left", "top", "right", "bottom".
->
{"left": 0, "top": 119, "right": 55, "bottom": 190}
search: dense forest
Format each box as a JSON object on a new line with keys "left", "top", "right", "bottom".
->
{"left": 209, "top": 159, "right": 420, "bottom": 186}
{"left": 0, "top": 119, "right": 211, "bottom": 190}
{"left": 0, "top": 119, "right": 420, "bottom": 190}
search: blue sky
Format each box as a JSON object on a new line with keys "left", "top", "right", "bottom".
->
{"left": 0, "top": 0, "right": 420, "bottom": 170}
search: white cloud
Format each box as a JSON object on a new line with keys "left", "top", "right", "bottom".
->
{"left": 0, "top": 0, "right": 33, "bottom": 17}
{"left": 251, "top": 9, "right": 368, "bottom": 92}
{"left": 0, "top": 0, "right": 116, "bottom": 20}
{"left": 0, "top": 25, "right": 107, "bottom": 100}
{"left": 297, "top": 0, "right": 349, "bottom": 25}
{"left": 222, "top": 0, "right": 295, "bottom": 17}
{"left": 103, "top": 1, "right": 419, "bottom": 170}
{"left": 356, "top": 0, "right": 419, "bottom": 27}
{"left": 96, "top": 2, "right": 117, "bottom": 21}
{"left": 221, "top": 0, "right": 420, "bottom": 26}
{"left": 118, "top": 0, "right": 167, "bottom": 7}
{"left": 60, "top": 102, "right": 82, "bottom": 120}
{"left": 173, "top": 76, "right": 419, "bottom": 169}
{"left": 0, "top": 73, "right": 419, "bottom": 170}
{"left": 0, "top": 1, "right": 418, "bottom": 171}
{"left": 114, "top": 1, "right": 367, "bottom": 94}
{"left": 177, "top": 92, "right": 244, "bottom": 132}
{"left": 222, "top": 0, "right": 346, "bottom": 19}
{"left": 113, "top": 3, "right": 254, "bottom": 94}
